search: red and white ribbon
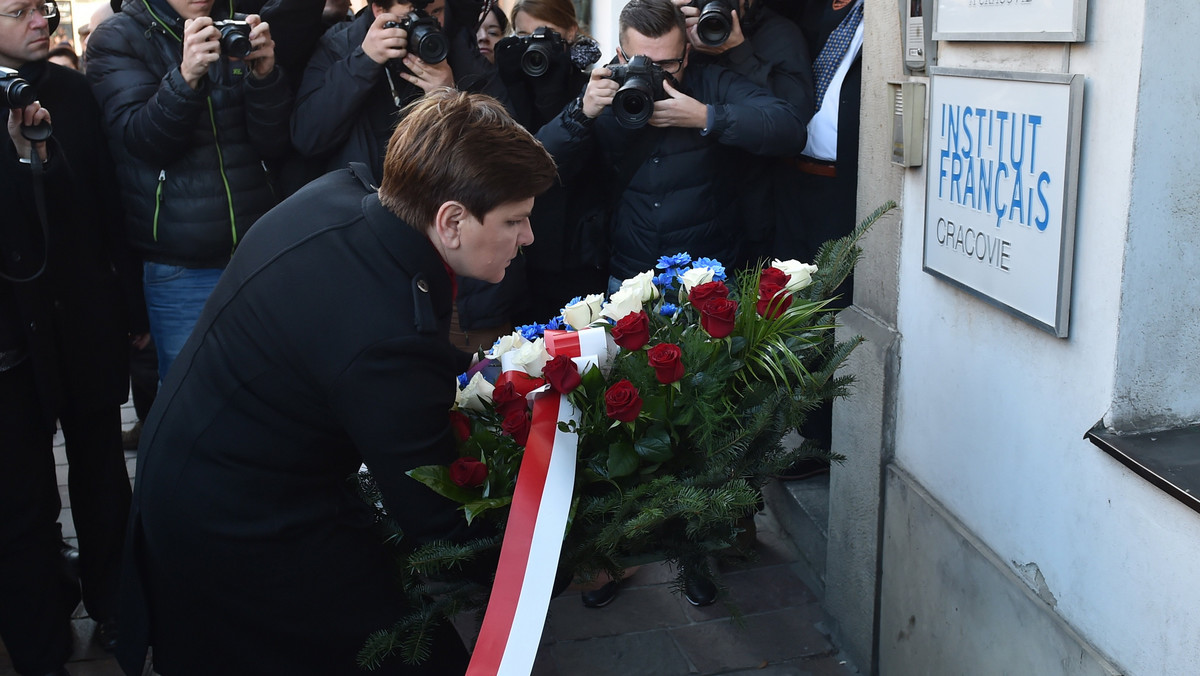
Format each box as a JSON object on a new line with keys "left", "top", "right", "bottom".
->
{"left": 466, "top": 328, "right": 610, "bottom": 675}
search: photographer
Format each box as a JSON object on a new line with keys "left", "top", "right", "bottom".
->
{"left": 1, "top": 2, "right": 137, "bottom": 670}
{"left": 86, "top": 0, "right": 292, "bottom": 383}
{"left": 292, "top": 0, "right": 509, "bottom": 182}
{"left": 537, "top": 0, "right": 806, "bottom": 288}
{"left": 492, "top": 0, "right": 608, "bottom": 324}
{"left": 675, "top": 0, "right": 814, "bottom": 263}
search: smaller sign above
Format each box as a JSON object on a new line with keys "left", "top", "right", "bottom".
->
{"left": 934, "top": 0, "right": 1087, "bottom": 42}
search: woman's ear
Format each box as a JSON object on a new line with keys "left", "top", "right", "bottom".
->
{"left": 433, "top": 201, "right": 467, "bottom": 251}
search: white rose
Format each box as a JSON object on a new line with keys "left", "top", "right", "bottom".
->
{"left": 562, "top": 293, "right": 605, "bottom": 329}
{"left": 771, "top": 259, "right": 818, "bottom": 292}
{"left": 508, "top": 337, "right": 550, "bottom": 378}
{"left": 619, "top": 270, "right": 660, "bottom": 303}
{"left": 455, "top": 372, "right": 494, "bottom": 412}
{"left": 679, "top": 266, "right": 715, "bottom": 294}
{"left": 486, "top": 331, "right": 529, "bottom": 360}
{"left": 600, "top": 286, "right": 644, "bottom": 323}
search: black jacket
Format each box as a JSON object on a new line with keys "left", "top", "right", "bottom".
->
{"left": 86, "top": 0, "right": 292, "bottom": 268}
{"left": 0, "top": 62, "right": 133, "bottom": 430}
{"left": 537, "top": 62, "right": 807, "bottom": 279}
{"left": 118, "top": 168, "right": 475, "bottom": 674}
{"left": 292, "top": 9, "right": 510, "bottom": 182}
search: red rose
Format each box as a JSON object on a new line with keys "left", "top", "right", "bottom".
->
{"left": 501, "top": 410, "right": 531, "bottom": 446}
{"left": 542, "top": 353, "right": 582, "bottom": 394}
{"left": 491, "top": 381, "right": 527, "bottom": 418}
{"left": 700, "top": 298, "right": 738, "bottom": 338}
{"left": 449, "top": 410, "right": 471, "bottom": 442}
{"left": 604, "top": 379, "right": 643, "bottom": 422}
{"left": 756, "top": 280, "right": 792, "bottom": 319}
{"left": 759, "top": 267, "right": 791, "bottom": 289}
{"left": 611, "top": 310, "right": 650, "bottom": 351}
{"left": 449, "top": 457, "right": 488, "bottom": 487}
{"left": 688, "top": 281, "right": 729, "bottom": 309}
{"left": 646, "top": 343, "right": 685, "bottom": 384}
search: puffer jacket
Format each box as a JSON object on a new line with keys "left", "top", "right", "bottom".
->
{"left": 86, "top": 0, "right": 292, "bottom": 268}
{"left": 537, "top": 62, "right": 807, "bottom": 279}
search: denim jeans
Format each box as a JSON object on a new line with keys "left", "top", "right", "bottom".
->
{"left": 142, "top": 262, "right": 224, "bottom": 383}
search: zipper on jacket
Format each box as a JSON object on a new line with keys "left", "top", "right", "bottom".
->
{"left": 153, "top": 169, "right": 166, "bottom": 241}
{"left": 206, "top": 97, "right": 238, "bottom": 252}
{"left": 261, "top": 161, "right": 277, "bottom": 201}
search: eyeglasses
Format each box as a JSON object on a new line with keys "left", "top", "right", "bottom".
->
{"left": 0, "top": 2, "right": 57, "bottom": 21}
{"left": 616, "top": 46, "right": 687, "bottom": 74}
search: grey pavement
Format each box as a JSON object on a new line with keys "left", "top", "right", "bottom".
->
{"left": 1, "top": 399, "right": 858, "bottom": 676}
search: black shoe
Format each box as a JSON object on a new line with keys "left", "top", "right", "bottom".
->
{"left": 580, "top": 580, "right": 618, "bottom": 608}
{"left": 683, "top": 573, "right": 717, "bottom": 607}
{"left": 59, "top": 541, "right": 80, "bottom": 582}
{"left": 94, "top": 619, "right": 118, "bottom": 653}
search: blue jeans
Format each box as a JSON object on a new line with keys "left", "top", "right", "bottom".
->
{"left": 143, "top": 262, "right": 224, "bottom": 383}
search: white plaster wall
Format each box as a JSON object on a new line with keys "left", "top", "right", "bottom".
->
{"left": 588, "top": 0, "right": 623, "bottom": 65}
{"left": 890, "top": 3, "right": 1200, "bottom": 673}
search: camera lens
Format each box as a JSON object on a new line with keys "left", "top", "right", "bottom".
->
{"left": 522, "top": 43, "right": 552, "bottom": 77}
{"left": 613, "top": 78, "right": 655, "bottom": 129}
{"left": 0, "top": 76, "right": 35, "bottom": 109}
{"left": 220, "top": 25, "right": 252, "bottom": 59}
{"left": 696, "top": 1, "right": 733, "bottom": 46}
{"left": 412, "top": 26, "right": 449, "bottom": 63}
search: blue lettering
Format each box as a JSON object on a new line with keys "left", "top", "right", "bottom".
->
{"left": 1034, "top": 171, "right": 1051, "bottom": 231}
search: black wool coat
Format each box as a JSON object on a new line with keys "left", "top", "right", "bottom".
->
{"left": 0, "top": 62, "right": 133, "bottom": 429}
{"left": 118, "top": 169, "right": 476, "bottom": 675}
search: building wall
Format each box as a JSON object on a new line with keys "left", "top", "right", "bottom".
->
{"left": 859, "top": 2, "right": 1200, "bottom": 674}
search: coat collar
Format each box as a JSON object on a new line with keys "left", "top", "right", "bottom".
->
{"left": 361, "top": 195, "right": 452, "bottom": 336}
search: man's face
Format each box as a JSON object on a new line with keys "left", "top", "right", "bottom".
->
{"left": 389, "top": 0, "right": 445, "bottom": 26}
{"left": 0, "top": 0, "right": 51, "bottom": 69}
{"left": 165, "top": 0, "right": 214, "bottom": 21}
{"left": 619, "top": 25, "right": 688, "bottom": 81}
{"left": 454, "top": 198, "right": 535, "bottom": 284}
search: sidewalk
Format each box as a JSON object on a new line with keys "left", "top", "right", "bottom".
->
{"left": 1, "top": 400, "right": 858, "bottom": 676}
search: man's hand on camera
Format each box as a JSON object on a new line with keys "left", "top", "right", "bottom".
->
{"left": 399, "top": 55, "right": 454, "bottom": 92}
{"left": 7, "top": 102, "right": 50, "bottom": 163}
{"left": 582, "top": 67, "right": 617, "bottom": 118}
{"left": 364, "top": 14, "right": 408, "bottom": 65}
{"left": 244, "top": 15, "right": 277, "bottom": 79}
{"left": 650, "top": 80, "right": 708, "bottom": 129}
{"left": 181, "top": 17, "right": 220, "bottom": 90}
{"left": 686, "top": 9, "right": 744, "bottom": 54}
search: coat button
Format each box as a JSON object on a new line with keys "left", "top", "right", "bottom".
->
{"left": 653, "top": 202, "right": 661, "bottom": 208}
{"left": 417, "top": 280, "right": 430, "bottom": 293}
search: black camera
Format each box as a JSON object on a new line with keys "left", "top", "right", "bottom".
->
{"left": 689, "top": 0, "right": 735, "bottom": 47}
{"left": 384, "top": 10, "right": 449, "bottom": 64}
{"left": 512, "top": 27, "right": 566, "bottom": 78}
{"left": 213, "top": 18, "right": 252, "bottom": 59}
{"left": 0, "top": 66, "right": 35, "bottom": 109}
{"left": 606, "top": 55, "right": 671, "bottom": 129}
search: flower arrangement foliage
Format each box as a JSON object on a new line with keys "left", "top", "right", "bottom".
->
{"left": 356, "top": 202, "right": 895, "bottom": 668}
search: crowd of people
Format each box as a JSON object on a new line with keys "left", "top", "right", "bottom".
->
{"left": 1, "top": 0, "right": 864, "bottom": 673}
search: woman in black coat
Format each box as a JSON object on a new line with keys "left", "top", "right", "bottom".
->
{"left": 118, "top": 90, "right": 557, "bottom": 676}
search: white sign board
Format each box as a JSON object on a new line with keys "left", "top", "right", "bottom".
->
{"left": 923, "top": 68, "right": 1083, "bottom": 337}
{"left": 934, "top": 0, "right": 1087, "bottom": 42}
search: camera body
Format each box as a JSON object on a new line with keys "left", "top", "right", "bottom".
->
{"left": 512, "top": 27, "right": 566, "bottom": 78}
{"left": 606, "top": 55, "right": 671, "bottom": 129}
{"left": 689, "top": 0, "right": 736, "bottom": 46}
{"left": 213, "top": 18, "right": 253, "bottom": 59}
{"left": 384, "top": 10, "right": 449, "bottom": 65}
{"left": 0, "top": 66, "right": 35, "bottom": 109}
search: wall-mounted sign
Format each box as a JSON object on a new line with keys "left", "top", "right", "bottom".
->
{"left": 922, "top": 67, "right": 1083, "bottom": 337}
{"left": 933, "top": 0, "right": 1087, "bottom": 42}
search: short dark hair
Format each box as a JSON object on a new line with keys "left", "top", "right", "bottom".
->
{"left": 619, "top": 0, "right": 686, "bottom": 41}
{"left": 379, "top": 89, "right": 557, "bottom": 229}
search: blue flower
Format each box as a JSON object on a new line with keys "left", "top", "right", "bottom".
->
{"left": 653, "top": 271, "right": 677, "bottom": 289}
{"left": 457, "top": 372, "right": 470, "bottom": 388}
{"left": 545, "top": 316, "right": 565, "bottom": 331}
{"left": 656, "top": 252, "right": 692, "bottom": 270}
{"left": 691, "top": 257, "right": 726, "bottom": 281}
{"left": 659, "top": 302, "right": 679, "bottom": 317}
{"left": 516, "top": 323, "right": 543, "bottom": 340}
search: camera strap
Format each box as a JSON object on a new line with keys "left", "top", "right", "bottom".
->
{"left": 1, "top": 137, "right": 52, "bottom": 284}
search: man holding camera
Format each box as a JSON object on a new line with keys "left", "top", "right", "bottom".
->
{"left": 293, "top": 0, "right": 508, "bottom": 182}
{"left": 538, "top": 0, "right": 807, "bottom": 286}
{"left": 86, "top": 0, "right": 291, "bottom": 384}
{"left": 2, "top": 0, "right": 137, "bottom": 671}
